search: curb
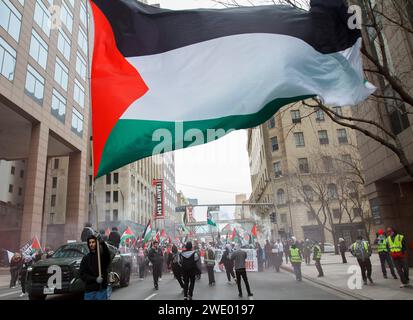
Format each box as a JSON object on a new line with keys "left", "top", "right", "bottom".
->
{"left": 280, "top": 265, "right": 372, "bottom": 300}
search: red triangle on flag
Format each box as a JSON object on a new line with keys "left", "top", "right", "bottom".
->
{"left": 31, "top": 237, "right": 41, "bottom": 250}
{"left": 251, "top": 224, "right": 257, "bottom": 237}
{"left": 105, "top": 228, "right": 111, "bottom": 237}
{"left": 161, "top": 229, "right": 166, "bottom": 238}
{"left": 124, "top": 226, "right": 134, "bottom": 236}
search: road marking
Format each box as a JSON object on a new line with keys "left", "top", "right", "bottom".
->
{"left": 0, "top": 290, "right": 21, "bottom": 298}
{"left": 144, "top": 293, "right": 157, "bottom": 300}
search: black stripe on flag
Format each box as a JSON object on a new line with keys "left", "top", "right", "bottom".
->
{"left": 91, "top": 0, "right": 360, "bottom": 57}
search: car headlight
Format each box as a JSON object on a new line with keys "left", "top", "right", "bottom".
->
{"left": 27, "top": 267, "right": 33, "bottom": 272}
{"left": 72, "top": 261, "right": 81, "bottom": 269}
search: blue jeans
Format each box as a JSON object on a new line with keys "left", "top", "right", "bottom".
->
{"left": 84, "top": 289, "right": 108, "bottom": 300}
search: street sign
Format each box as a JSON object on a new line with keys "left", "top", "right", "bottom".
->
{"left": 152, "top": 179, "right": 165, "bottom": 220}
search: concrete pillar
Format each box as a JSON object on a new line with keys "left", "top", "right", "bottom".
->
{"left": 20, "top": 122, "right": 49, "bottom": 246}
{"left": 64, "top": 151, "right": 87, "bottom": 242}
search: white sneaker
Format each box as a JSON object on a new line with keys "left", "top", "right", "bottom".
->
{"left": 159, "top": 278, "right": 162, "bottom": 281}
{"left": 19, "top": 293, "right": 26, "bottom": 297}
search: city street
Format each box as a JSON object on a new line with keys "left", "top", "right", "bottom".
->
{"left": 0, "top": 270, "right": 352, "bottom": 301}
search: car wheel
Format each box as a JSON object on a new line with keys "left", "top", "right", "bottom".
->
{"left": 29, "top": 293, "right": 46, "bottom": 301}
{"left": 120, "top": 266, "right": 130, "bottom": 287}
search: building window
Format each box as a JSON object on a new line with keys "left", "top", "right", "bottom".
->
{"left": 113, "top": 172, "right": 119, "bottom": 184}
{"left": 318, "top": 130, "right": 329, "bottom": 145}
{"left": 52, "top": 177, "right": 57, "bottom": 188}
{"left": 280, "top": 214, "right": 287, "bottom": 223}
{"left": 10, "top": 166, "right": 15, "bottom": 175}
{"left": 50, "top": 212, "right": 55, "bottom": 224}
{"left": 353, "top": 207, "right": 362, "bottom": 218}
{"left": 105, "top": 210, "right": 110, "bottom": 221}
{"left": 51, "top": 89, "right": 66, "bottom": 123}
{"left": 51, "top": 194, "right": 56, "bottom": 207}
{"left": 8, "top": 184, "right": 13, "bottom": 193}
{"left": 89, "top": 175, "right": 92, "bottom": 187}
{"left": 76, "top": 51, "right": 87, "bottom": 81}
{"left": 307, "top": 211, "right": 316, "bottom": 221}
{"left": 333, "top": 106, "right": 343, "bottom": 117}
{"left": 294, "top": 132, "right": 305, "bottom": 147}
{"left": 20, "top": 170, "right": 24, "bottom": 178}
{"left": 71, "top": 108, "right": 83, "bottom": 137}
{"left": 18, "top": 187, "right": 22, "bottom": 196}
{"left": 303, "top": 185, "right": 314, "bottom": 201}
{"left": 298, "top": 158, "right": 309, "bottom": 174}
{"left": 106, "top": 173, "right": 111, "bottom": 185}
{"left": 291, "top": 110, "right": 301, "bottom": 124}
{"left": 80, "top": 1, "right": 87, "bottom": 27}
{"left": 322, "top": 156, "right": 333, "bottom": 172}
{"left": 113, "top": 209, "right": 118, "bottom": 221}
{"left": 268, "top": 117, "right": 275, "bottom": 129}
{"left": 73, "top": 79, "right": 85, "bottom": 108}
{"left": 271, "top": 137, "right": 279, "bottom": 152}
{"left": 60, "top": 1, "right": 73, "bottom": 33}
{"left": 384, "top": 86, "right": 410, "bottom": 135}
{"left": 113, "top": 191, "right": 118, "bottom": 203}
{"left": 105, "top": 191, "right": 110, "bottom": 203}
{"left": 34, "top": 0, "right": 51, "bottom": 37}
{"left": 78, "top": 28, "right": 88, "bottom": 55}
{"left": 328, "top": 184, "right": 338, "bottom": 200}
{"left": 274, "top": 161, "right": 282, "bottom": 178}
{"left": 25, "top": 65, "right": 44, "bottom": 105}
{"left": 0, "top": 0, "right": 22, "bottom": 42}
{"left": 57, "top": 29, "right": 71, "bottom": 61}
{"left": 277, "top": 189, "right": 285, "bottom": 205}
{"left": 0, "top": 36, "right": 16, "bottom": 81}
{"left": 316, "top": 108, "right": 325, "bottom": 121}
{"left": 29, "top": 29, "right": 48, "bottom": 70}
{"left": 54, "top": 158, "right": 59, "bottom": 169}
{"left": 54, "top": 58, "right": 68, "bottom": 91}
{"left": 333, "top": 209, "right": 341, "bottom": 219}
{"left": 337, "top": 129, "right": 348, "bottom": 144}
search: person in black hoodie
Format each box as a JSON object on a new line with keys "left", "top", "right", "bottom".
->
{"left": 167, "top": 245, "right": 185, "bottom": 292}
{"left": 148, "top": 240, "right": 163, "bottom": 290}
{"left": 108, "top": 227, "right": 121, "bottom": 248}
{"left": 81, "top": 222, "right": 95, "bottom": 242}
{"left": 79, "top": 233, "right": 111, "bottom": 300}
{"left": 179, "top": 241, "right": 199, "bottom": 300}
{"left": 219, "top": 244, "right": 236, "bottom": 283}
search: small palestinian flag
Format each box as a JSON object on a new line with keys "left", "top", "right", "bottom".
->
{"left": 120, "top": 227, "right": 135, "bottom": 245}
{"left": 31, "top": 237, "right": 42, "bottom": 251}
{"left": 88, "top": 0, "right": 375, "bottom": 178}
{"left": 142, "top": 220, "right": 152, "bottom": 244}
{"left": 251, "top": 224, "right": 257, "bottom": 244}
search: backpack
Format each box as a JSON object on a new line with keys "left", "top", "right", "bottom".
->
{"left": 180, "top": 252, "right": 196, "bottom": 272}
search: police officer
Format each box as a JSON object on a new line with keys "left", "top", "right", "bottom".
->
{"left": 289, "top": 237, "right": 302, "bottom": 281}
{"left": 350, "top": 236, "right": 373, "bottom": 285}
{"left": 313, "top": 242, "right": 324, "bottom": 277}
{"left": 386, "top": 227, "right": 410, "bottom": 288}
{"left": 375, "top": 229, "right": 397, "bottom": 279}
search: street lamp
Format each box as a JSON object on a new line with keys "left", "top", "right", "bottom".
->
{"left": 117, "top": 187, "right": 124, "bottom": 221}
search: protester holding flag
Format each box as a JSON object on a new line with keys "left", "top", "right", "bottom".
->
{"left": 81, "top": 222, "right": 95, "bottom": 242}
{"left": 19, "top": 254, "right": 32, "bottom": 297}
{"left": 148, "top": 240, "right": 163, "bottom": 290}
{"left": 79, "top": 233, "right": 111, "bottom": 300}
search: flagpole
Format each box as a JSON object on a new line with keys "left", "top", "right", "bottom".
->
{"left": 85, "top": 0, "right": 102, "bottom": 281}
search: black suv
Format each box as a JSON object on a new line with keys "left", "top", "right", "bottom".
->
{"left": 26, "top": 242, "right": 132, "bottom": 300}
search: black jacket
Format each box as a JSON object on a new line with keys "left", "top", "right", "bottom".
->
{"left": 108, "top": 231, "right": 121, "bottom": 248}
{"left": 79, "top": 240, "right": 111, "bottom": 293}
{"left": 148, "top": 247, "right": 163, "bottom": 266}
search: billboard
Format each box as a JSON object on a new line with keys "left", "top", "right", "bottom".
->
{"left": 152, "top": 179, "right": 164, "bottom": 219}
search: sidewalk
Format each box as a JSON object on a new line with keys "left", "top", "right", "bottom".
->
{"left": 281, "top": 253, "right": 413, "bottom": 300}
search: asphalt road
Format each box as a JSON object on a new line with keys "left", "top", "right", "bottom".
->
{"left": 0, "top": 269, "right": 354, "bottom": 300}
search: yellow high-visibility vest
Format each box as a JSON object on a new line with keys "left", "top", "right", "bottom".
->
{"left": 290, "top": 247, "right": 302, "bottom": 263}
{"left": 377, "top": 236, "right": 387, "bottom": 253}
{"left": 387, "top": 234, "right": 404, "bottom": 253}
{"left": 313, "top": 245, "right": 322, "bottom": 260}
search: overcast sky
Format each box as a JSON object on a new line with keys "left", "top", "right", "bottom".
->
{"left": 147, "top": 0, "right": 253, "bottom": 220}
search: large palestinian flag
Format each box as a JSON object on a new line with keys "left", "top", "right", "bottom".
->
{"left": 89, "top": 0, "right": 375, "bottom": 178}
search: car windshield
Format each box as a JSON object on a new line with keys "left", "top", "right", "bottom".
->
{"left": 52, "top": 244, "right": 89, "bottom": 258}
